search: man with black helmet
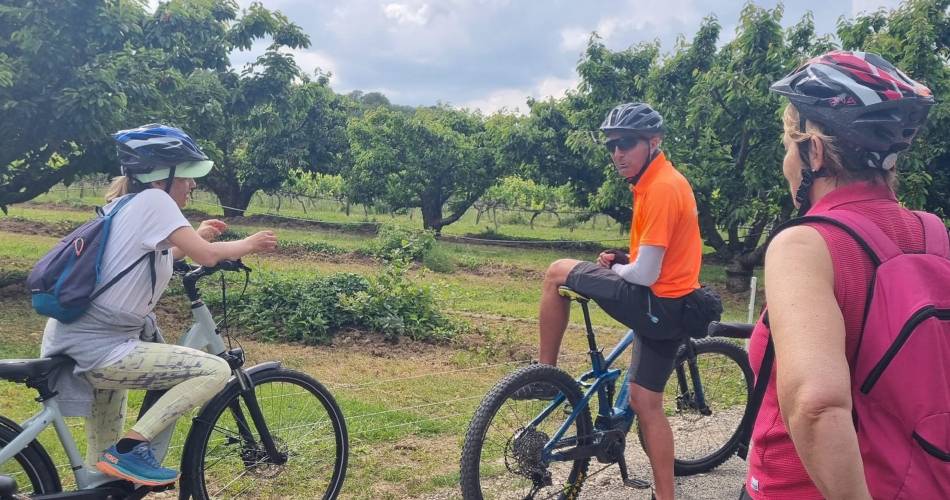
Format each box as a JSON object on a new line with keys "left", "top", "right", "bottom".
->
{"left": 516, "top": 103, "right": 703, "bottom": 500}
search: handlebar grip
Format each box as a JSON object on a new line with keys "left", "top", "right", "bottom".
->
{"left": 215, "top": 259, "right": 246, "bottom": 271}
{"left": 706, "top": 321, "right": 755, "bottom": 339}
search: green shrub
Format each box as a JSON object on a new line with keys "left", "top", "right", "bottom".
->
{"left": 369, "top": 225, "right": 435, "bottom": 262}
{"left": 421, "top": 244, "right": 455, "bottom": 273}
{"left": 218, "top": 229, "right": 345, "bottom": 255}
{"left": 219, "top": 272, "right": 370, "bottom": 344}
{"left": 219, "top": 261, "right": 462, "bottom": 344}
{"left": 340, "top": 259, "right": 460, "bottom": 342}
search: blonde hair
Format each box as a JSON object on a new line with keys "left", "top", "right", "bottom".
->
{"left": 104, "top": 176, "right": 148, "bottom": 202}
{"left": 782, "top": 104, "right": 896, "bottom": 189}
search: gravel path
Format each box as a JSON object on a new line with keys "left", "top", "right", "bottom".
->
{"left": 576, "top": 452, "right": 746, "bottom": 499}
{"left": 421, "top": 440, "right": 747, "bottom": 500}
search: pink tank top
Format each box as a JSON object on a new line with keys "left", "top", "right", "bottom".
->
{"left": 744, "top": 182, "right": 925, "bottom": 499}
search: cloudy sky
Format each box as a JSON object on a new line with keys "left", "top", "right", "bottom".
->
{"left": 194, "top": 0, "right": 904, "bottom": 113}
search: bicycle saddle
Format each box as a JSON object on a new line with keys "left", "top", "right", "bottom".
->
{"left": 557, "top": 286, "right": 590, "bottom": 303}
{"left": 0, "top": 356, "right": 74, "bottom": 383}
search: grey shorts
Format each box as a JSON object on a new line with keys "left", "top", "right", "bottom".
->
{"left": 565, "top": 261, "right": 685, "bottom": 392}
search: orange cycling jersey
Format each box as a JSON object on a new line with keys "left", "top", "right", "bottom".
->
{"left": 628, "top": 152, "right": 702, "bottom": 298}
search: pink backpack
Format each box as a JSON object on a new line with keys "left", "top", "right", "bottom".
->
{"left": 743, "top": 209, "right": 950, "bottom": 499}
{"left": 826, "top": 209, "right": 950, "bottom": 499}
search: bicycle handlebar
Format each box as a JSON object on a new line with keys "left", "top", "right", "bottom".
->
{"left": 706, "top": 321, "right": 754, "bottom": 339}
{"left": 175, "top": 259, "right": 251, "bottom": 278}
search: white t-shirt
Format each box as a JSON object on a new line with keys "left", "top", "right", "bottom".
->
{"left": 91, "top": 189, "right": 190, "bottom": 317}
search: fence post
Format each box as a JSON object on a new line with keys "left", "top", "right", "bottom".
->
{"left": 746, "top": 276, "right": 758, "bottom": 349}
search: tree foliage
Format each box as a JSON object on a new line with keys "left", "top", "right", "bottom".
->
{"left": 511, "top": 2, "right": 947, "bottom": 289}
{"left": 838, "top": 0, "right": 950, "bottom": 215}
{"left": 0, "top": 0, "right": 168, "bottom": 210}
{"left": 345, "top": 106, "right": 507, "bottom": 233}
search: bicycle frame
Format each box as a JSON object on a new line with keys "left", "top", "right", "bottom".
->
{"left": 532, "top": 297, "right": 639, "bottom": 463}
{"left": 532, "top": 292, "right": 711, "bottom": 464}
{"left": 0, "top": 263, "right": 278, "bottom": 493}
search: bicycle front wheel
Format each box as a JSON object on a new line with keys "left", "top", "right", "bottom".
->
{"left": 645, "top": 338, "right": 752, "bottom": 476}
{"left": 460, "top": 363, "right": 592, "bottom": 500}
{"left": 182, "top": 367, "right": 348, "bottom": 499}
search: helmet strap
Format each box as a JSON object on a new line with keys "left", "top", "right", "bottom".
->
{"left": 626, "top": 144, "right": 661, "bottom": 185}
{"left": 163, "top": 165, "right": 177, "bottom": 194}
{"left": 795, "top": 164, "right": 829, "bottom": 216}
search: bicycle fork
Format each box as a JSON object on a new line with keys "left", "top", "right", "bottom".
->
{"left": 677, "top": 342, "right": 711, "bottom": 415}
{"left": 227, "top": 370, "right": 287, "bottom": 466}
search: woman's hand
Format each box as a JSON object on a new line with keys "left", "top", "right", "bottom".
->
{"left": 244, "top": 231, "right": 277, "bottom": 254}
{"left": 196, "top": 219, "right": 228, "bottom": 242}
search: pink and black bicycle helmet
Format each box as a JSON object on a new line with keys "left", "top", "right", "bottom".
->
{"left": 770, "top": 50, "right": 934, "bottom": 170}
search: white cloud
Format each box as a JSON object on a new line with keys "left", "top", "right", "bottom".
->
{"left": 460, "top": 75, "right": 578, "bottom": 114}
{"left": 559, "top": 0, "right": 700, "bottom": 54}
{"left": 383, "top": 2, "right": 432, "bottom": 26}
{"left": 596, "top": 0, "right": 700, "bottom": 41}
{"left": 560, "top": 27, "right": 590, "bottom": 52}
{"left": 281, "top": 48, "right": 339, "bottom": 80}
{"left": 851, "top": 0, "right": 903, "bottom": 16}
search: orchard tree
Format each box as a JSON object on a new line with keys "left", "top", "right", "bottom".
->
{"left": 676, "top": 6, "right": 834, "bottom": 289}
{"left": 546, "top": 4, "right": 836, "bottom": 290}
{"left": 150, "top": 0, "right": 350, "bottom": 216}
{"left": 0, "top": 0, "right": 168, "bottom": 210}
{"left": 838, "top": 0, "right": 950, "bottom": 216}
{"left": 346, "top": 106, "right": 507, "bottom": 233}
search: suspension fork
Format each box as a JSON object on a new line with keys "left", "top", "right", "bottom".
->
{"left": 681, "top": 341, "right": 711, "bottom": 415}
{"left": 232, "top": 370, "right": 287, "bottom": 465}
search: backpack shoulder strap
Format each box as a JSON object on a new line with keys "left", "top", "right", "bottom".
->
{"left": 771, "top": 210, "right": 900, "bottom": 266}
{"left": 913, "top": 211, "right": 950, "bottom": 258}
{"left": 737, "top": 311, "right": 774, "bottom": 461}
{"left": 103, "top": 193, "right": 137, "bottom": 218}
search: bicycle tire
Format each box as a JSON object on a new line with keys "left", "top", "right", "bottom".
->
{"left": 0, "top": 416, "right": 61, "bottom": 496}
{"left": 460, "top": 363, "right": 592, "bottom": 500}
{"left": 640, "top": 338, "right": 752, "bottom": 476}
{"left": 181, "top": 367, "right": 348, "bottom": 500}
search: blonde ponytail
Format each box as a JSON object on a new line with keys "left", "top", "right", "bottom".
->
{"left": 104, "top": 176, "right": 149, "bottom": 202}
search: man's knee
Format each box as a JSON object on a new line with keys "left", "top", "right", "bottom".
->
{"left": 628, "top": 383, "right": 664, "bottom": 418}
{"left": 544, "top": 259, "right": 578, "bottom": 287}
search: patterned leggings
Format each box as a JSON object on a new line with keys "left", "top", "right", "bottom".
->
{"left": 82, "top": 343, "right": 230, "bottom": 466}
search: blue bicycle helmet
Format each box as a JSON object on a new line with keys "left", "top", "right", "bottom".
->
{"left": 113, "top": 124, "right": 213, "bottom": 184}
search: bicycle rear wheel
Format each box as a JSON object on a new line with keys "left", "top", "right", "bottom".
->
{"left": 0, "top": 416, "right": 61, "bottom": 496}
{"left": 181, "top": 368, "right": 348, "bottom": 499}
{"left": 460, "top": 363, "right": 592, "bottom": 500}
{"left": 646, "top": 338, "right": 752, "bottom": 476}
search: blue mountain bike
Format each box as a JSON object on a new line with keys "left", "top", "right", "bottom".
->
{"left": 460, "top": 286, "right": 753, "bottom": 499}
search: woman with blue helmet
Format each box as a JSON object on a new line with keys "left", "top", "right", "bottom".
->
{"left": 41, "top": 124, "right": 277, "bottom": 486}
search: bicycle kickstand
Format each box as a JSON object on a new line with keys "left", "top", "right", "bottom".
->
{"left": 617, "top": 455, "right": 652, "bottom": 489}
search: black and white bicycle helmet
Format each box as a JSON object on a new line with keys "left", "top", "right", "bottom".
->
{"left": 599, "top": 103, "right": 665, "bottom": 135}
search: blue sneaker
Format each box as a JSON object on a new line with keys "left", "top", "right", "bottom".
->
{"left": 96, "top": 442, "right": 179, "bottom": 486}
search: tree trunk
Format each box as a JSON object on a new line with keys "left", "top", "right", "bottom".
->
{"left": 215, "top": 183, "right": 255, "bottom": 217}
{"left": 421, "top": 198, "right": 444, "bottom": 235}
{"left": 725, "top": 258, "right": 755, "bottom": 293}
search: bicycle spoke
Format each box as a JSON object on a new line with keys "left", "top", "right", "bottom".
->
{"left": 196, "top": 376, "right": 343, "bottom": 499}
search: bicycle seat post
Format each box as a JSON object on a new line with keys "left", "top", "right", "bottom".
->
{"left": 578, "top": 300, "right": 604, "bottom": 371}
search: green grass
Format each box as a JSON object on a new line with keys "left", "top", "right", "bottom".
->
{"left": 0, "top": 198, "right": 761, "bottom": 498}
{"left": 30, "top": 185, "right": 629, "bottom": 245}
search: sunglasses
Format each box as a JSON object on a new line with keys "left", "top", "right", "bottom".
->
{"left": 604, "top": 136, "right": 642, "bottom": 153}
